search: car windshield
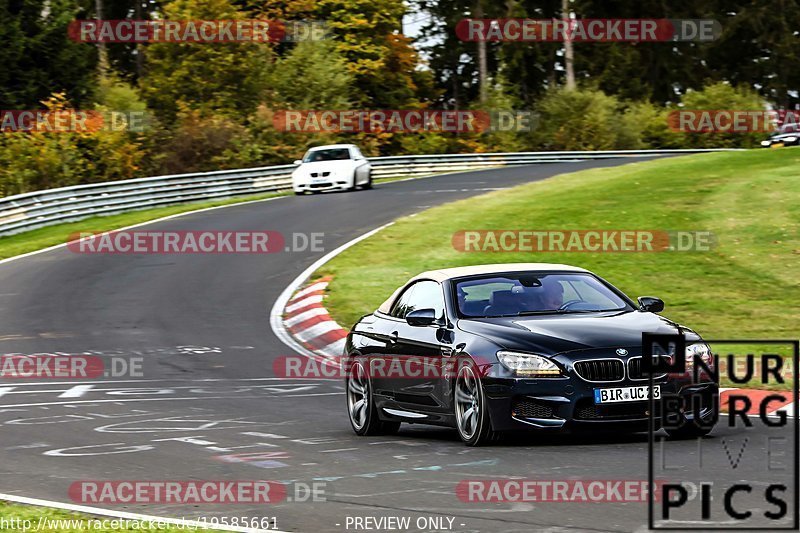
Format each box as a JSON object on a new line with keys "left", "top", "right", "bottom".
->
{"left": 303, "top": 148, "right": 352, "bottom": 162}
{"left": 454, "top": 272, "right": 630, "bottom": 317}
{"left": 777, "top": 123, "right": 799, "bottom": 135}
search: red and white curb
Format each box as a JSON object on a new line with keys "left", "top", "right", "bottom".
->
{"left": 720, "top": 387, "right": 795, "bottom": 416}
{"left": 269, "top": 222, "right": 393, "bottom": 365}
{"left": 282, "top": 277, "right": 348, "bottom": 360}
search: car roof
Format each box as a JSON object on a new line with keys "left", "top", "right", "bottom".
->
{"left": 377, "top": 263, "right": 590, "bottom": 314}
{"left": 307, "top": 144, "right": 357, "bottom": 150}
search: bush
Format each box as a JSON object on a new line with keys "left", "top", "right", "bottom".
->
{"left": 617, "top": 102, "right": 677, "bottom": 149}
{"left": 671, "top": 82, "right": 766, "bottom": 148}
{"left": 0, "top": 93, "right": 145, "bottom": 197}
{"left": 531, "top": 87, "right": 622, "bottom": 151}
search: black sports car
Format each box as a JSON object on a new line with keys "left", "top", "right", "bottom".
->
{"left": 760, "top": 123, "right": 800, "bottom": 148}
{"left": 344, "top": 263, "right": 718, "bottom": 445}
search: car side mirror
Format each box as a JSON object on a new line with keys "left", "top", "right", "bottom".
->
{"left": 637, "top": 296, "right": 664, "bottom": 313}
{"left": 406, "top": 308, "right": 437, "bottom": 327}
{"left": 293, "top": 160, "right": 302, "bottom": 165}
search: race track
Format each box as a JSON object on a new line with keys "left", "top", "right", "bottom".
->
{"left": 0, "top": 159, "right": 793, "bottom": 532}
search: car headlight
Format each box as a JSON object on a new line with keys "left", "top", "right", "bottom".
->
{"left": 497, "top": 351, "right": 563, "bottom": 377}
{"left": 784, "top": 136, "right": 797, "bottom": 142}
{"left": 761, "top": 140, "right": 771, "bottom": 146}
{"left": 685, "top": 343, "right": 713, "bottom": 370}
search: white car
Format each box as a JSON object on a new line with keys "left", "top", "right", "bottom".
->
{"left": 291, "top": 144, "right": 372, "bottom": 195}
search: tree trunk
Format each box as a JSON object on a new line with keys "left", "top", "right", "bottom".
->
{"left": 562, "top": 0, "right": 575, "bottom": 90}
{"left": 475, "top": 2, "right": 488, "bottom": 103}
{"left": 94, "top": 0, "right": 109, "bottom": 77}
{"left": 135, "top": 0, "right": 144, "bottom": 79}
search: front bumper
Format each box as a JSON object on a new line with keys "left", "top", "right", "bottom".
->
{"left": 293, "top": 177, "right": 352, "bottom": 193}
{"left": 482, "top": 369, "right": 718, "bottom": 433}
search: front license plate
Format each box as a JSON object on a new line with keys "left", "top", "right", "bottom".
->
{"left": 594, "top": 385, "right": 661, "bottom": 404}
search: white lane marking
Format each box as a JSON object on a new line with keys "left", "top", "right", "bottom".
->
{"left": 0, "top": 196, "right": 285, "bottom": 268}
{"left": 57, "top": 384, "right": 95, "bottom": 398}
{"left": 0, "top": 381, "right": 338, "bottom": 396}
{"left": 0, "top": 377, "right": 331, "bottom": 388}
{"left": 269, "top": 222, "right": 393, "bottom": 365}
{"left": 0, "top": 392, "right": 342, "bottom": 409}
{"left": 290, "top": 281, "right": 328, "bottom": 301}
{"left": 284, "top": 294, "right": 323, "bottom": 313}
{"left": 284, "top": 306, "right": 329, "bottom": 327}
{"left": 292, "top": 322, "right": 341, "bottom": 343}
{"left": 0, "top": 168, "right": 463, "bottom": 272}
{"left": 0, "top": 387, "right": 16, "bottom": 398}
{"left": 0, "top": 493, "right": 288, "bottom": 533}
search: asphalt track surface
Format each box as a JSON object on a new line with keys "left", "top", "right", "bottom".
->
{"left": 0, "top": 159, "right": 795, "bottom": 532}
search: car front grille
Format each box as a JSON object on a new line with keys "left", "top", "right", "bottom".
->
{"left": 574, "top": 399, "right": 654, "bottom": 420}
{"left": 628, "top": 356, "right": 669, "bottom": 380}
{"left": 573, "top": 359, "right": 624, "bottom": 382}
{"left": 512, "top": 399, "right": 556, "bottom": 419}
{"left": 310, "top": 172, "right": 331, "bottom": 177}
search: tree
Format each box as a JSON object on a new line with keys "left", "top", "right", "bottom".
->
{"left": 0, "top": 0, "right": 98, "bottom": 108}
{"left": 139, "top": 0, "right": 272, "bottom": 121}
{"left": 247, "top": 0, "right": 429, "bottom": 108}
{"left": 705, "top": 0, "right": 800, "bottom": 109}
{"left": 268, "top": 40, "right": 354, "bottom": 109}
{"left": 571, "top": 0, "right": 714, "bottom": 104}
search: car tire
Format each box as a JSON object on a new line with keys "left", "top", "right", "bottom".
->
{"left": 454, "top": 358, "right": 500, "bottom": 446}
{"left": 362, "top": 172, "right": 372, "bottom": 190}
{"left": 294, "top": 191, "right": 304, "bottom": 196}
{"left": 347, "top": 358, "right": 400, "bottom": 436}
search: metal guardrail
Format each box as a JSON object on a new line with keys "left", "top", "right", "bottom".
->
{"left": 0, "top": 149, "right": 740, "bottom": 236}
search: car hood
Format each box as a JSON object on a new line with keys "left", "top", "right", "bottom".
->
{"left": 457, "top": 311, "right": 700, "bottom": 355}
{"left": 294, "top": 160, "right": 356, "bottom": 174}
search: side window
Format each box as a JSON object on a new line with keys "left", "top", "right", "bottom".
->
{"left": 390, "top": 284, "right": 417, "bottom": 318}
{"left": 405, "top": 280, "right": 445, "bottom": 318}
{"left": 389, "top": 281, "right": 445, "bottom": 319}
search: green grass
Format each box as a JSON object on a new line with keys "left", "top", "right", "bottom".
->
{"left": 0, "top": 501, "right": 223, "bottom": 531}
{"left": 317, "top": 149, "right": 800, "bottom": 390}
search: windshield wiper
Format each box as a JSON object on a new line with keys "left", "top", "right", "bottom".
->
{"left": 515, "top": 309, "right": 611, "bottom": 316}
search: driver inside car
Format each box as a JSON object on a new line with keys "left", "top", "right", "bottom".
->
{"left": 521, "top": 280, "right": 564, "bottom": 311}
{"left": 541, "top": 280, "right": 564, "bottom": 310}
